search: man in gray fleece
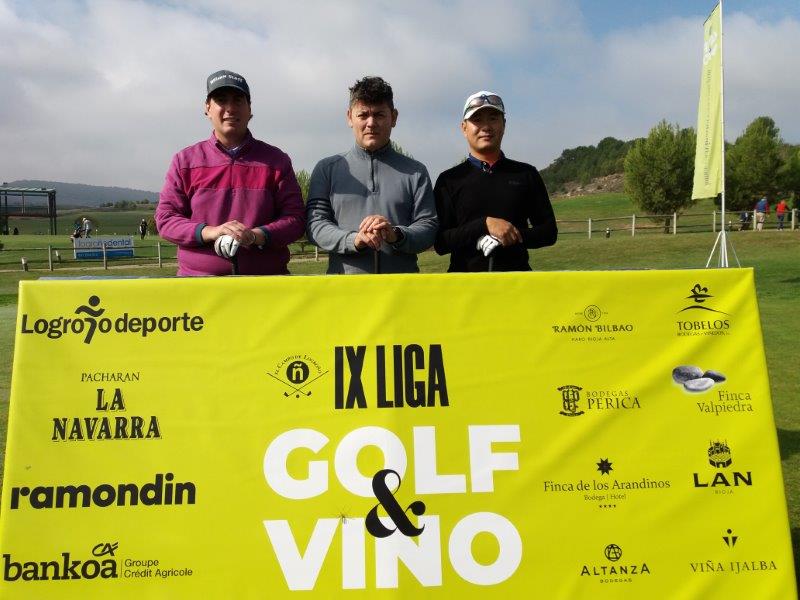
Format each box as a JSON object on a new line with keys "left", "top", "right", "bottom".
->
{"left": 306, "top": 76, "right": 437, "bottom": 273}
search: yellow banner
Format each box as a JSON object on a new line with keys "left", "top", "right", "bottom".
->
{"left": 0, "top": 270, "right": 796, "bottom": 598}
{"left": 693, "top": 2, "right": 724, "bottom": 199}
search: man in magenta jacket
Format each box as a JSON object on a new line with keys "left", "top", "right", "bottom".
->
{"left": 156, "top": 70, "right": 305, "bottom": 275}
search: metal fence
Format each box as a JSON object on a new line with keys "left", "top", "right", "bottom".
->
{"left": 0, "top": 241, "right": 177, "bottom": 272}
{"left": 0, "top": 240, "right": 324, "bottom": 272}
{"left": 558, "top": 209, "right": 798, "bottom": 238}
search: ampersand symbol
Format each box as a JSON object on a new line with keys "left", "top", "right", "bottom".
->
{"left": 365, "top": 469, "right": 426, "bottom": 538}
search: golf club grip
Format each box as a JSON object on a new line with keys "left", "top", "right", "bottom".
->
{"left": 488, "top": 256, "right": 494, "bottom": 272}
{"left": 231, "top": 254, "right": 240, "bottom": 275}
{"left": 373, "top": 250, "right": 381, "bottom": 274}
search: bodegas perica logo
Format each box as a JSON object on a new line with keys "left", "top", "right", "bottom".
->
{"left": 558, "top": 384, "right": 642, "bottom": 417}
{"left": 19, "top": 295, "right": 205, "bottom": 344}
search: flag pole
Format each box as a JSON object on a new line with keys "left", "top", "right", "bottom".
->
{"left": 718, "top": 0, "right": 728, "bottom": 267}
{"left": 704, "top": 0, "right": 739, "bottom": 268}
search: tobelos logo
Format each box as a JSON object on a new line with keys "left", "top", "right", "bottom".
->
{"left": 19, "top": 295, "right": 204, "bottom": 344}
{"left": 679, "top": 284, "right": 729, "bottom": 316}
{"left": 365, "top": 469, "right": 426, "bottom": 538}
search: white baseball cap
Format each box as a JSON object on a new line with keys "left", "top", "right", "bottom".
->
{"left": 463, "top": 91, "right": 505, "bottom": 120}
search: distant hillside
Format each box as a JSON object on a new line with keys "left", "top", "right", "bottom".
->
{"left": 540, "top": 137, "right": 639, "bottom": 193}
{"left": 5, "top": 180, "right": 158, "bottom": 208}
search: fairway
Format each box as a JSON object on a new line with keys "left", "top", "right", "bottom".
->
{"left": 0, "top": 223, "right": 798, "bottom": 581}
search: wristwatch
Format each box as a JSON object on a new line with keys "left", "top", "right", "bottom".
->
{"left": 391, "top": 227, "right": 405, "bottom": 247}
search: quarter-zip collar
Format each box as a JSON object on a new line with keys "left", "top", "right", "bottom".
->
{"left": 351, "top": 141, "right": 393, "bottom": 160}
{"left": 209, "top": 130, "right": 254, "bottom": 159}
{"left": 352, "top": 142, "right": 394, "bottom": 193}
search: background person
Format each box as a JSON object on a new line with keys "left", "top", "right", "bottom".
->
{"left": 434, "top": 91, "right": 557, "bottom": 271}
{"left": 139, "top": 218, "right": 148, "bottom": 240}
{"left": 306, "top": 76, "right": 437, "bottom": 274}
{"left": 776, "top": 198, "right": 788, "bottom": 230}
{"left": 755, "top": 196, "right": 769, "bottom": 231}
{"left": 156, "top": 69, "right": 305, "bottom": 276}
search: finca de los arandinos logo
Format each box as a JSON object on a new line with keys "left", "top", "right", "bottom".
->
{"left": 19, "top": 295, "right": 205, "bottom": 344}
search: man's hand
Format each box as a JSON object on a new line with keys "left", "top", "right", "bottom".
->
{"left": 354, "top": 230, "right": 382, "bottom": 250}
{"left": 486, "top": 217, "right": 521, "bottom": 246}
{"left": 214, "top": 235, "right": 240, "bottom": 259}
{"left": 476, "top": 234, "right": 501, "bottom": 257}
{"left": 202, "top": 220, "right": 259, "bottom": 246}
{"left": 359, "top": 214, "right": 398, "bottom": 243}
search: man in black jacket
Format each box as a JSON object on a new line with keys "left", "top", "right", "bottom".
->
{"left": 434, "top": 91, "right": 557, "bottom": 271}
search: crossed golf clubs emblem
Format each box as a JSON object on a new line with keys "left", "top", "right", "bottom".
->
{"left": 266, "top": 367, "right": 328, "bottom": 398}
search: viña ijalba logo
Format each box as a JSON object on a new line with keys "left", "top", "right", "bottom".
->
{"left": 3, "top": 542, "right": 119, "bottom": 581}
{"left": 676, "top": 284, "right": 731, "bottom": 337}
{"left": 19, "top": 295, "right": 205, "bottom": 344}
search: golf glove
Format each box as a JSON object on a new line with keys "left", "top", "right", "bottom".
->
{"left": 214, "top": 235, "right": 240, "bottom": 259}
{"left": 476, "top": 234, "right": 501, "bottom": 257}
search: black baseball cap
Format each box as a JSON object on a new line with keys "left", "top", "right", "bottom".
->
{"left": 206, "top": 70, "right": 250, "bottom": 101}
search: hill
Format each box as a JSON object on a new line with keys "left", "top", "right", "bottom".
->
{"left": 540, "top": 136, "right": 639, "bottom": 194}
{"left": 4, "top": 180, "right": 158, "bottom": 208}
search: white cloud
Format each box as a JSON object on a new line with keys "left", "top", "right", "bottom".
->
{"left": 0, "top": 0, "right": 797, "bottom": 191}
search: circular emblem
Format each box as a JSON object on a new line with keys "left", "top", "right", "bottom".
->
{"left": 604, "top": 544, "right": 622, "bottom": 562}
{"left": 583, "top": 305, "right": 602, "bottom": 322}
{"left": 286, "top": 361, "right": 310, "bottom": 385}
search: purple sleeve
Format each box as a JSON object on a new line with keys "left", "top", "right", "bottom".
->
{"left": 155, "top": 154, "right": 206, "bottom": 246}
{"left": 262, "top": 155, "right": 306, "bottom": 248}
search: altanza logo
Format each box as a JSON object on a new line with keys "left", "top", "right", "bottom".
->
{"left": 3, "top": 542, "right": 119, "bottom": 581}
{"left": 19, "top": 295, "right": 204, "bottom": 344}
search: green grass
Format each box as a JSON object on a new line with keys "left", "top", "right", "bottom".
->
{"left": 7, "top": 208, "right": 155, "bottom": 236}
{"left": 0, "top": 198, "right": 798, "bottom": 577}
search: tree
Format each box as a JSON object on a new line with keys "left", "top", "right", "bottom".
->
{"left": 295, "top": 169, "right": 310, "bottom": 203}
{"left": 390, "top": 140, "right": 413, "bottom": 159}
{"left": 725, "top": 116, "right": 782, "bottom": 211}
{"left": 623, "top": 121, "right": 696, "bottom": 229}
{"left": 777, "top": 146, "right": 800, "bottom": 205}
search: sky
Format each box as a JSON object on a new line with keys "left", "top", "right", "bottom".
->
{"left": 1, "top": 0, "right": 798, "bottom": 192}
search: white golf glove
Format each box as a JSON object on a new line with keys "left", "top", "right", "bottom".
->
{"left": 214, "top": 235, "right": 240, "bottom": 259}
{"left": 476, "top": 234, "right": 501, "bottom": 257}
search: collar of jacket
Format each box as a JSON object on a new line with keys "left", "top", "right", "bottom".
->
{"left": 467, "top": 151, "right": 506, "bottom": 171}
{"left": 351, "top": 142, "right": 394, "bottom": 160}
{"left": 208, "top": 130, "right": 254, "bottom": 157}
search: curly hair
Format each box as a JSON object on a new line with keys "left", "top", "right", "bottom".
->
{"left": 349, "top": 76, "right": 394, "bottom": 110}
